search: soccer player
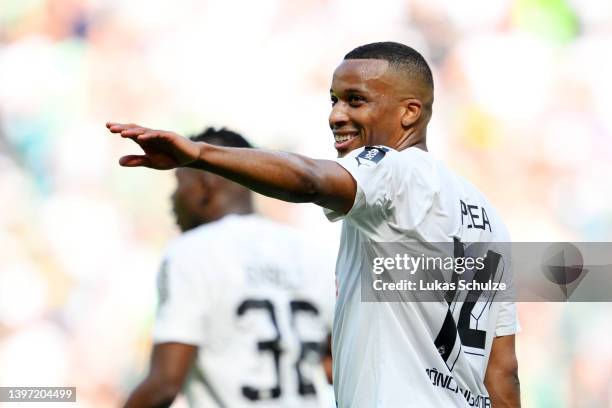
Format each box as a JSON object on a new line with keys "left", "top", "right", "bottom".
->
{"left": 109, "top": 42, "right": 520, "bottom": 407}
{"left": 123, "top": 128, "right": 335, "bottom": 408}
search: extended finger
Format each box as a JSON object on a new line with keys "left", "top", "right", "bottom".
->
{"left": 119, "top": 155, "right": 151, "bottom": 167}
{"left": 106, "top": 122, "right": 133, "bottom": 130}
{"left": 137, "top": 130, "right": 166, "bottom": 141}
{"left": 120, "top": 127, "right": 149, "bottom": 137}
{"left": 107, "top": 122, "right": 143, "bottom": 133}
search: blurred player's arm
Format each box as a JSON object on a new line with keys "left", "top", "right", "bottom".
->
{"left": 123, "top": 342, "right": 197, "bottom": 408}
{"left": 324, "top": 334, "right": 333, "bottom": 383}
{"left": 484, "top": 334, "right": 520, "bottom": 408}
{"left": 106, "top": 123, "right": 356, "bottom": 214}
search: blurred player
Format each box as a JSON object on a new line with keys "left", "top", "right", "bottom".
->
{"left": 109, "top": 42, "right": 520, "bottom": 407}
{"left": 123, "top": 128, "right": 335, "bottom": 408}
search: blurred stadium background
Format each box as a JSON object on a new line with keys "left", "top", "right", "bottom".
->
{"left": 1, "top": 0, "right": 611, "bottom": 406}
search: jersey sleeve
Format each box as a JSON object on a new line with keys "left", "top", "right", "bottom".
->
{"left": 324, "top": 146, "right": 436, "bottom": 232}
{"left": 324, "top": 146, "right": 392, "bottom": 223}
{"left": 493, "top": 239, "right": 520, "bottom": 337}
{"left": 152, "top": 244, "right": 209, "bottom": 346}
{"left": 495, "top": 302, "right": 521, "bottom": 337}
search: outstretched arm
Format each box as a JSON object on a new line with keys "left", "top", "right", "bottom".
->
{"left": 484, "top": 335, "right": 521, "bottom": 407}
{"left": 107, "top": 122, "right": 356, "bottom": 213}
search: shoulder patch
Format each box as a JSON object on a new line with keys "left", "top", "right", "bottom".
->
{"left": 356, "top": 146, "right": 389, "bottom": 167}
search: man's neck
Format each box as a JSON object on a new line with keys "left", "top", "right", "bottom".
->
{"left": 395, "top": 129, "right": 427, "bottom": 152}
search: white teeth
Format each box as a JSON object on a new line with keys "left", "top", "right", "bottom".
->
{"left": 334, "top": 134, "right": 357, "bottom": 143}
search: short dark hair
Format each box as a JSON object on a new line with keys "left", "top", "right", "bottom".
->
{"left": 189, "top": 127, "right": 252, "bottom": 148}
{"left": 345, "top": 42, "right": 434, "bottom": 91}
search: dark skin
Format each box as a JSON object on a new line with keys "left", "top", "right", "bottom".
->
{"left": 123, "top": 343, "right": 197, "bottom": 408}
{"left": 171, "top": 167, "right": 254, "bottom": 231}
{"left": 484, "top": 335, "right": 521, "bottom": 407}
{"left": 170, "top": 168, "right": 210, "bottom": 231}
{"left": 109, "top": 58, "right": 519, "bottom": 407}
{"left": 329, "top": 59, "right": 430, "bottom": 156}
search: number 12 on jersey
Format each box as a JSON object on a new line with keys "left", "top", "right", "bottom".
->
{"left": 434, "top": 239, "right": 501, "bottom": 371}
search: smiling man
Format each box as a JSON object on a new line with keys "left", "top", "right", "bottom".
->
{"left": 107, "top": 42, "right": 520, "bottom": 407}
{"left": 329, "top": 51, "right": 431, "bottom": 157}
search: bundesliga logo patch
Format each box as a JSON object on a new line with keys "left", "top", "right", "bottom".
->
{"left": 355, "top": 146, "right": 389, "bottom": 167}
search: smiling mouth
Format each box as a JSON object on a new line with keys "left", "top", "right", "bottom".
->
{"left": 334, "top": 133, "right": 357, "bottom": 143}
{"left": 334, "top": 132, "right": 359, "bottom": 149}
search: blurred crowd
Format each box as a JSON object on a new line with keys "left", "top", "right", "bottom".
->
{"left": 1, "top": 0, "right": 611, "bottom": 406}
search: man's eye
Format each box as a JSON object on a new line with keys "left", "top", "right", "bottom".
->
{"left": 330, "top": 96, "right": 338, "bottom": 106}
{"left": 348, "top": 95, "right": 364, "bottom": 105}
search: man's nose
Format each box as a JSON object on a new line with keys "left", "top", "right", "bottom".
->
{"left": 329, "top": 102, "right": 350, "bottom": 129}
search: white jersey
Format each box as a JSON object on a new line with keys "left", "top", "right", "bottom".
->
{"left": 325, "top": 146, "right": 519, "bottom": 408}
{"left": 153, "top": 214, "right": 336, "bottom": 408}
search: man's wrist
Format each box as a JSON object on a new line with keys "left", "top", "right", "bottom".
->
{"left": 188, "top": 141, "right": 210, "bottom": 169}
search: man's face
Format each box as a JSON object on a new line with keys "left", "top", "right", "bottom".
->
{"left": 171, "top": 168, "right": 207, "bottom": 232}
{"left": 329, "top": 59, "right": 404, "bottom": 157}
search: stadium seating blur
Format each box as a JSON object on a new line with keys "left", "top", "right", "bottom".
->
{"left": 1, "top": 0, "right": 611, "bottom": 406}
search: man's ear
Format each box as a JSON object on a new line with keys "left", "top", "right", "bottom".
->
{"left": 401, "top": 98, "right": 423, "bottom": 128}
